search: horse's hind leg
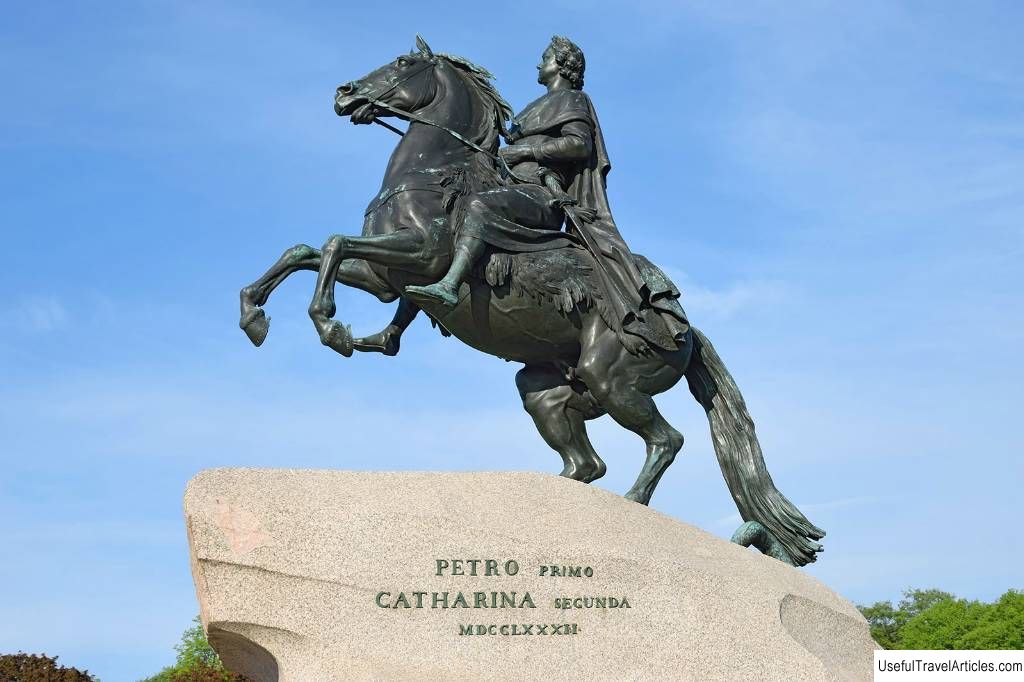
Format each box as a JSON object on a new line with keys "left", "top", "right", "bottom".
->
{"left": 516, "top": 364, "right": 607, "bottom": 483}
{"left": 575, "top": 318, "right": 686, "bottom": 505}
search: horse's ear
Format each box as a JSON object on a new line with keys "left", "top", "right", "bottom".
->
{"left": 415, "top": 35, "right": 434, "bottom": 59}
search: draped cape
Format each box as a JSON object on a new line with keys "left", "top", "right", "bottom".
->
{"left": 511, "top": 90, "right": 689, "bottom": 351}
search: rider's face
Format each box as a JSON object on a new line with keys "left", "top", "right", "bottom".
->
{"left": 537, "top": 47, "right": 560, "bottom": 86}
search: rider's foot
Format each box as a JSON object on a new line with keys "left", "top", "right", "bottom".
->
{"left": 404, "top": 281, "right": 460, "bottom": 309}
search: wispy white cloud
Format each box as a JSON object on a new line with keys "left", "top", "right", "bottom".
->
{"left": 9, "top": 295, "right": 68, "bottom": 333}
{"left": 1, "top": 519, "right": 181, "bottom": 547}
{"left": 713, "top": 512, "right": 742, "bottom": 528}
{"left": 683, "top": 278, "right": 791, "bottom": 319}
{"left": 712, "top": 497, "right": 874, "bottom": 530}
{"left": 799, "top": 496, "right": 876, "bottom": 513}
{"left": 661, "top": 266, "right": 792, "bottom": 319}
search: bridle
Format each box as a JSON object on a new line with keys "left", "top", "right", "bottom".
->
{"left": 346, "top": 58, "right": 525, "bottom": 181}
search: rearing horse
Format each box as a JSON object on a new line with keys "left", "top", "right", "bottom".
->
{"left": 237, "top": 37, "right": 825, "bottom": 566}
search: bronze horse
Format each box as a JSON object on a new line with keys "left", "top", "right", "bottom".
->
{"left": 238, "top": 38, "right": 824, "bottom": 566}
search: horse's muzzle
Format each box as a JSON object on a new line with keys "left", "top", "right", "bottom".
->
{"left": 334, "top": 81, "right": 365, "bottom": 117}
{"left": 334, "top": 94, "right": 366, "bottom": 117}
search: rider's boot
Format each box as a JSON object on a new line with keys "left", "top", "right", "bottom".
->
{"left": 404, "top": 237, "right": 483, "bottom": 309}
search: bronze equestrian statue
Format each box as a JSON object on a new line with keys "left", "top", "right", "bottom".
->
{"left": 237, "top": 36, "right": 825, "bottom": 566}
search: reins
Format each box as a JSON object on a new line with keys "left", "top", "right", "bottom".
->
{"left": 356, "top": 59, "right": 527, "bottom": 182}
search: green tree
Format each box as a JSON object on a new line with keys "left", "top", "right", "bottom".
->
{"left": 898, "top": 589, "right": 957, "bottom": 620}
{"left": 859, "top": 599, "right": 902, "bottom": 649}
{"left": 900, "top": 597, "right": 986, "bottom": 649}
{"left": 859, "top": 588, "right": 955, "bottom": 649}
{"left": 952, "top": 590, "right": 1024, "bottom": 650}
{"left": 0, "top": 652, "right": 96, "bottom": 681}
{"left": 859, "top": 588, "right": 1024, "bottom": 650}
{"left": 140, "top": 616, "right": 247, "bottom": 682}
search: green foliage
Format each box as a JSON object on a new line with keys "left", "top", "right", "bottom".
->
{"left": 952, "top": 590, "right": 1024, "bottom": 650}
{"left": 139, "top": 617, "right": 248, "bottom": 682}
{"left": 173, "top": 618, "right": 222, "bottom": 671}
{"left": 859, "top": 588, "right": 1024, "bottom": 650}
{"left": 900, "top": 597, "right": 986, "bottom": 649}
{"left": 0, "top": 652, "right": 96, "bottom": 681}
{"left": 899, "top": 589, "right": 958, "bottom": 619}
{"left": 858, "top": 599, "right": 902, "bottom": 649}
{"left": 858, "top": 588, "right": 956, "bottom": 649}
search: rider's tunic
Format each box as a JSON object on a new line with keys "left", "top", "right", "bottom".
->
{"left": 458, "top": 89, "right": 689, "bottom": 352}
{"left": 457, "top": 90, "right": 593, "bottom": 252}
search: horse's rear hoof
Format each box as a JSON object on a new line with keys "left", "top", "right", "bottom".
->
{"left": 623, "top": 490, "right": 650, "bottom": 506}
{"left": 241, "top": 308, "right": 270, "bottom": 347}
{"left": 353, "top": 329, "right": 400, "bottom": 356}
{"left": 321, "top": 321, "right": 354, "bottom": 357}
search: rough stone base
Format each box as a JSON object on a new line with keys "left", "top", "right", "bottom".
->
{"left": 185, "top": 469, "right": 876, "bottom": 681}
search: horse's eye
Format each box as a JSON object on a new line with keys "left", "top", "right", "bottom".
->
{"left": 397, "top": 57, "right": 411, "bottom": 67}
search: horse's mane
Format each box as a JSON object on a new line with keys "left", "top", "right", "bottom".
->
{"left": 437, "top": 53, "right": 512, "bottom": 154}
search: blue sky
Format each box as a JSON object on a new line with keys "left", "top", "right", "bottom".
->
{"left": 1, "top": 1, "right": 1022, "bottom": 678}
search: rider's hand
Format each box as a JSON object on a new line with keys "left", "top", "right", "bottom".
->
{"left": 573, "top": 206, "right": 598, "bottom": 223}
{"left": 499, "top": 145, "right": 531, "bottom": 165}
{"left": 350, "top": 102, "right": 377, "bottom": 125}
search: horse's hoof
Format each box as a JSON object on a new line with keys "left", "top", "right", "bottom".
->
{"left": 623, "top": 490, "right": 650, "bottom": 506}
{"left": 580, "top": 461, "right": 607, "bottom": 484}
{"left": 353, "top": 330, "right": 401, "bottom": 356}
{"left": 240, "top": 308, "right": 270, "bottom": 347}
{"left": 321, "top": 321, "right": 354, "bottom": 357}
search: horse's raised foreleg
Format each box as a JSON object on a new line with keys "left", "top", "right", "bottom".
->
{"left": 516, "top": 364, "right": 607, "bottom": 483}
{"left": 240, "top": 244, "right": 320, "bottom": 346}
{"left": 241, "top": 244, "right": 399, "bottom": 347}
{"left": 576, "top": 317, "right": 687, "bottom": 505}
{"left": 309, "top": 230, "right": 432, "bottom": 356}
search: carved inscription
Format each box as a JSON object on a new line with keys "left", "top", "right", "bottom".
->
{"left": 373, "top": 558, "right": 632, "bottom": 636}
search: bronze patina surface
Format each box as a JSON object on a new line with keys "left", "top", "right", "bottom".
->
{"left": 237, "top": 36, "right": 824, "bottom": 567}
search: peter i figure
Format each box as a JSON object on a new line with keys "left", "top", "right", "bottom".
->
{"left": 404, "top": 36, "right": 688, "bottom": 355}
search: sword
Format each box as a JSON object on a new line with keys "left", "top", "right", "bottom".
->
{"left": 537, "top": 167, "right": 599, "bottom": 254}
{"left": 537, "top": 167, "right": 624, "bottom": 312}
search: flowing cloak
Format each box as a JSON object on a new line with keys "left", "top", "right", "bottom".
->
{"left": 509, "top": 89, "right": 690, "bottom": 351}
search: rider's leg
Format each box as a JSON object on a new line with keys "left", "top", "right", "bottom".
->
{"left": 404, "top": 186, "right": 568, "bottom": 308}
{"left": 404, "top": 233, "right": 485, "bottom": 307}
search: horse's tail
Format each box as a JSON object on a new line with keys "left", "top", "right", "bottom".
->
{"left": 684, "top": 327, "right": 825, "bottom": 566}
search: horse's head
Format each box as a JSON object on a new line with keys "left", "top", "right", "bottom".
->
{"left": 335, "top": 35, "right": 441, "bottom": 123}
{"left": 335, "top": 36, "right": 512, "bottom": 155}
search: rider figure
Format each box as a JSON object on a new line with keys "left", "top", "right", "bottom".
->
{"left": 405, "top": 36, "right": 688, "bottom": 354}
{"left": 405, "top": 36, "right": 588, "bottom": 307}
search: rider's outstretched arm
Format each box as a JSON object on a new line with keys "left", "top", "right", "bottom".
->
{"left": 352, "top": 297, "right": 419, "bottom": 356}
